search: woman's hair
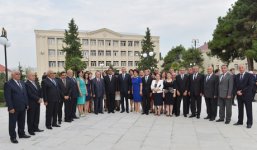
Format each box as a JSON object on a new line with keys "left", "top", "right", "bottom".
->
{"left": 76, "top": 70, "right": 83, "bottom": 78}
{"left": 133, "top": 69, "right": 139, "bottom": 74}
{"left": 83, "top": 72, "right": 89, "bottom": 80}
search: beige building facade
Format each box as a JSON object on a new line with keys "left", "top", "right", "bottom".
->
{"left": 34, "top": 28, "right": 160, "bottom": 77}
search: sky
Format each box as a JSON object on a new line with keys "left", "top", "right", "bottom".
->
{"left": 0, "top": 0, "right": 237, "bottom": 69}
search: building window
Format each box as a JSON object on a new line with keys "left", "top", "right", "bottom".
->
{"left": 106, "top": 50, "right": 111, "bottom": 56}
{"left": 57, "top": 50, "right": 65, "bottom": 56}
{"left": 57, "top": 38, "right": 63, "bottom": 45}
{"left": 98, "top": 61, "right": 104, "bottom": 66}
{"left": 128, "top": 51, "right": 133, "bottom": 56}
{"left": 106, "top": 40, "right": 111, "bottom": 46}
{"left": 121, "top": 41, "right": 126, "bottom": 46}
{"left": 48, "top": 38, "right": 55, "bottom": 45}
{"left": 90, "top": 39, "right": 96, "bottom": 46}
{"left": 98, "top": 50, "right": 104, "bottom": 56}
{"left": 113, "top": 40, "right": 119, "bottom": 47}
{"left": 121, "top": 51, "right": 126, "bottom": 56}
{"left": 82, "top": 50, "right": 89, "bottom": 58}
{"left": 121, "top": 61, "right": 126, "bottom": 66}
{"left": 134, "top": 51, "right": 140, "bottom": 56}
{"left": 113, "top": 61, "right": 119, "bottom": 66}
{"left": 84, "top": 61, "right": 89, "bottom": 67}
{"left": 90, "top": 50, "right": 96, "bottom": 56}
{"left": 49, "top": 61, "right": 56, "bottom": 67}
{"left": 134, "top": 41, "right": 140, "bottom": 47}
{"left": 234, "top": 64, "right": 239, "bottom": 70}
{"left": 82, "top": 39, "right": 89, "bottom": 46}
{"left": 48, "top": 49, "right": 56, "bottom": 56}
{"left": 58, "top": 61, "right": 65, "bottom": 67}
{"left": 106, "top": 61, "right": 111, "bottom": 66}
{"left": 128, "top": 41, "right": 133, "bottom": 47}
{"left": 98, "top": 40, "right": 104, "bottom": 46}
{"left": 91, "top": 61, "right": 96, "bottom": 67}
{"left": 135, "top": 61, "right": 139, "bottom": 66}
{"left": 113, "top": 51, "right": 119, "bottom": 56}
{"left": 128, "top": 61, "right": 133, "bottom": 66}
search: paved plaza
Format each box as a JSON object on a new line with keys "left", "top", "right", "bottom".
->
{"left": 1, "top": 100, "right": 257, "bottom": 150}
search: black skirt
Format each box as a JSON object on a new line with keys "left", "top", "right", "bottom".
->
{"left": 165, "top": 92, "right": 174, "bottom": 105}
{"left": 153, "top": 93, "right": 163, "bottom": 106}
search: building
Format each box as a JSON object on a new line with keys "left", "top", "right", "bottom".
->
{"left": 199, "top": 42, "right": 257, "bottom": 73}
{"left": 34, "top": 28, "right": 160, "bottom": 77}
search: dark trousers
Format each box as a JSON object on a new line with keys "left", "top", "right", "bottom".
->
{"left": 177, "top": 95, "right": 189, "bottom": 116}
{"left": 107, "top": 93, "right": 115, "bottom": 112}
{"left": 190, "top": 95, "right": 202, "bottom": 116}
{"left": 205, "top": 97, "right": 217, "bottom": 119}
{"left": 71, "top": 98, "right": 77, "bottom": 118}
{"left": 142, "top": 93, "right": 151, "bottom": 114}
{"left": 237, "top": 96, "right": 253, "bottom": 125}
{"left": 58, "top": 100, "right": 64, "bottom": 122}
{"left": 64, "top": 99, "right": 72, "bottom": 121}
{"left": 173, "top": 97, "right": 177, "bottom": 114}
{"left": 9, "top": 109, "right": 26, "bottom": 139}
{"left": 27, "top": 104, "right": 40, "bottom": 132}
{"left": 94, "top": 96, "right": 103, "bottom": 114}
{"left": 120, "top": 92, "right": 129, "bottom": 112}
{"left": 45, "top": 101, "right": 58, "bottom": 127}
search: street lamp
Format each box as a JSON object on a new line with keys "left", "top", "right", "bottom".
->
{"left": 0, "top": 28, "right": 11, "bottom": 82}
{"left": 142, "top": 51, "right": 155, "bottom": 71}
{"left": 192, "top": 39, "right": 199, "bottom": 50}
{"left": 190, "top": 63, "right": 196, "bottom": 66}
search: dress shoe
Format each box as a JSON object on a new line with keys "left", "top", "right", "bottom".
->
{"left": 100, "top": 112, "right": 104, "bottom": 114}
{"left": 73, "top": 116, "right": 79, "bottom": 119}
{"left": 112, "top": 111, "right": 115, "bottom": 113}
{"left": 234, "top": 122, "right": 243, "bottom": 126}
{"left": 247, "top": 125, "right": 252, "bottom": 128}
{"left": 216, "top": 119, "right": 224, "bottom": 122}
{"left": 10, "top": 138, "right": 18, "bottom": 144}
{"left": 142, "top": 113, "right": 145, "bottom": 115}
{"left": 34, "top": 129, "right": 44, "bottom": 132}
{"left": 29, "top": 132, "right": 35, "bottom": 135}
{"left": 184, "top": 115, "right": 187, "bottom": 117}
{"left": 126, "top": 110, "right": 129, "bottom": 113}
{"left": 225, "top": 121, "right": 230, "bottom": 124}
{"left": 19, "top": 134, "right": 31, "bottom": 138}
{"left": 209, "top": 118, "right": 215, "bottom": 121}
{"left": 204, "top": 116, "right": 210, "bottom": 119}
{"left": 46, "top": 126, "right": 52, "bottom": 129}
{"left": 120, "top": 110, "right": 125, "bottom": 113}
{"left": 189, "top": 115, "right": 196, "bottom": 118}
{"left": 197, "top": 116, "right": 200, "bottom": 119}
{"left": 232, "top": 103, "right": 237, "bottom": 106}
{"left": 52, "top": 124, "right": 61, "bottom": 127}
{"left": 58, "top": 121, "right": 62, "bottom": 125}
{"left": 64, "top": 120, "right": 72, "bottom": 123}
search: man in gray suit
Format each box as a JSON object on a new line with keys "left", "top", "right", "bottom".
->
{"left": 92, "top": 71, "right": 105, "bottom": 115}
{"left": 216, "top": 65, "right": 234, "bottom": 124}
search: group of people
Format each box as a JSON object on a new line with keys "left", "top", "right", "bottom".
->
{"left": 4, "top": 64, "right": 257, "bottom": 144}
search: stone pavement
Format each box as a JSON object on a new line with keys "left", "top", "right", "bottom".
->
{"left": 1, "top": 100, "right": 257, "bottom": 150}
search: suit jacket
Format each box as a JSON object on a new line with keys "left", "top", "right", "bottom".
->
{"left": 25, "top": 80, "right": 42, "bottom": 107}
{"left": 176, "top": 74, "right": 189, "bottom": 94}
{"left": 218, "top": 72, "right": 234, "bottom": 98}
{"left": 42, "top": 78, "right": 61, "bottom": 103}
{"left": 118, "top": 73, "right": 131, "bottom": 93}
{"left": 203, "top": 74, "right": 219, "bottom": 98}
{"left": 56, "top": 77, "right": 72, "bottom": 100}
{"left": 234, "top": 72, "right": 255, "bottom": 101}
{"left": 67, "top": 76, "right": 80, "bottom": 99}
{"left": 189, "top": 73, "right": 204, "bottom": 96}
{"left": 92, "top": 78, "right": 105, "bottom": 98}
{"left": 142, "top": 75, "right": 153, "bottom": 95}
{"left": 4, "top": 79, "right": 28, "bottom": 111}
{"left": 104, "top": 75, "right": 117, "bottom": 94}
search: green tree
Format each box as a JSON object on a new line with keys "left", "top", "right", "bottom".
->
{"left": 62, "top": 18, "right": 86, "bottom": 73}
{"left": 18, "top": 62, "right": 26, "bottom": 81}
{"left": 181, "top": 48, "right": 204, "bottom": 69}
{"left": 0, "top": 73, "right": 5, "bottom": 90}
{"left": 138, "top": 27, "right": 158, "bottom": 71}
{"left": 163, "top": 45, "right": 185, "bottom": 71}
{"left": 209, "top": 0, "right": 257, "bottom": 70}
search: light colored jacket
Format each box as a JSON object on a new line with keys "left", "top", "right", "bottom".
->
{"left": 151, "top": 80, "right": 164, "bottom": 93}
{"left": 218, "top": 72, "right": 233, "bottom": 98}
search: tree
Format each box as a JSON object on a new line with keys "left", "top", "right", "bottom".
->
{"left": 209, "top": 0, "right": 257, "bottom": 70}
{"left": 163, "top": 45, "right": 186, "bottom": 71}
{"left": 18, "top": 62, "right": 26, "bottom": 81}
{"left": 181, "top": 48, "right": 204, "bottom": 69}
{"left": 62, "top": 18, "right": 86, "bottom": 73}
{"left": 138, "top": 27, "right": 158, "bottom": 71}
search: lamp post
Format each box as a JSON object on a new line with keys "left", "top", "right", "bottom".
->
{"left": 0, "top": 28, "right": 11, "bottom": 82}
{"left": 192, "top": 39, "right": 199, "bottom": 50}
{"left": 141, "top": 51, "right": 155, "bottom": 71}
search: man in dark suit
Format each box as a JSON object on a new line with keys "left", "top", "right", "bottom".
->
{"left": 142, "top": 69, "right": 152, "bottom": 115}
{"left": 25, "top": 72, "right": 44, "bottom": 136}
{"left": 42, "top": 70, "right": 61, "bottom": 129}
{"left": 203, "top": 66, "right": 219, "bottom": 121}
{"left": 188, "top": 66, "right": 204, "bottom": 119}
{"left": 92, "top": 71, "right": 105, "bottom": 114}
{"left": 234, "top": 65, "right": 255, "bottom": 128}
{"left": 67, "top": 69, "right": 80, "bottom": 119}
{"left": 57, "top": 71, "right": 72, "bottom": 124}
{"left": 176, "top": 68, "right": 189, "bottom": 117}
{"left": 104, "top": 68, "right": 117, "bottom": 113}
{"left": 118, "top": 67, "right": 131, "bottom": 113}
{"left": 4, "top": 71, "right": 31, "bottom": 144}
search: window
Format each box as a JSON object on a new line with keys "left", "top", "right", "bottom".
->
{"left": 234, "top": 64, "right": 239, "bottom": 70}
{"left": 57, "top": 38, "right": 63, "bottom": 45}
{"left": 82, "top": 39, "right": 89, "bottom": 46}
{"left": 98, "top": 40, "right": 104, "bottom": 46}
{"left": 48, "top": 49, "right": 56, "bottom": 56}
{"left": 128, "top": 61, "right": 133, "bottom": 66}
{"left": 106, "top": 61, "right": 111, "bottom": 66}
{"left": 128, "top": 41, "right": 133, "bottom": 47}
{"left": 58, "top": 61, "right": 65, "bottom": 67}
{"left": 90, "top": 50, "right": 96, "bottom": 56}
{"left": 90, "top": 39, "right": 96, "bottom": 46}
{"left": 135, "top": 61, "right": 139, "bottom": 66}
{"left": 98, "top": 50, "right": 104, "bottom": 56}
{"left": 134, "top": 51, "right": 140, "bottom": 56}
{"left": 121, "top": 41, "right": 126, "bottom": 46}
{"left": 84, "top": 61, "right": 89, "bottom": 67}
{"left": 105, "top": 40, "right": 111, "bottom": 46}
{"left": 113, "top": 51, "right": 119, "bottom": 56}
{"left": 106, "top": 50, "right": 111, "bottom": 56}
{"left": 113, "top": 61, "right": 119, "bottom": 66}
{"left": 134, "top": 41, "right": 140, "bottom": 47}
{"left": 82, "top": 50, "right": 89, "bottom": 58}
{"left": 48, "top": 38, "right": 55, "bottom": 45}
{"left": 57, "top": 50, "right": 65, "bottom": 56}
{"left": 121, "top": 61, "right": 126, "bottom": 66}
{"left": 128, "top": 51, "right": 133, "bottom": 56}
{"left": 121, "top": 51, "right": 126, "bottom": 56}
{"left": 49, "top": 61, "right": 56, "bottom": 67}
{"left": 113, "top": 40, "right": 119, "bottom": 47}
{"left": 98, "top": 61, "right": 104, "bottom": 66}
{"left": 91, "top": 61, "right": 96, "bottom": 67}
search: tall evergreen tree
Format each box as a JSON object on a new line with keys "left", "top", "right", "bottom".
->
{"left": 138, "top": 27, "right": 158, "bottom": 71}
{"left": 18, "top": 62, "right": 25, "bottom": 81}
{"left": 62, "top": 18, "right": 86, "bottom": 73}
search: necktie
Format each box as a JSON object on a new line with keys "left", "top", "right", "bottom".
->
{"left": 220, "top": 74, "right": 224, "bottom": 82}
{"left": 240, "top": 74, "right": 243, "bottom": 80}
{"left": 193, "top": 74, "right": 196, "bottom": 80}
{"left": 109, "top": 75, "right": 112, "bottom": 81}
{"left": 52, "top": 79, "right": 57, "bottom": 86}
{"left": 206, "top": 75, "right": 210, "bottom": 81}
{"left": 18, "top": 81, "right": 23, "bottom": 89}
{"left": 123, "top": 74, "right": 125, "bottom": 80}
{"left": 181, "top": 74, "right": 184, "bottom": 80}
{"left": 145, "top": 76, "right": 148, "bottom": 82}
{"left": 62, "top": 79, "right": 66, "bottom": 87}
{"left": 32, "top": 81, "right": 38, "bottom": 89}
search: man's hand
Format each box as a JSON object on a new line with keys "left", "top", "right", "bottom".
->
{"left": 93, "top": 94, "right": 96, "bottom": 98}
{"left": 140, "top": 91, "right": 143, "bottom": 96}
{"left": 38, "top": 98, "right": 43, "bottom": 104}
{"left": 128, "top": 91, "right": 130, "bottom": 94}
{"left": 44, "top": 102, "right": 48, "bottom": 106}
{"left": 188, "top": 92, "right": 190, "bottom": 96}
{"left": 183, "top": 91, "right": 187, "bottom": 96}
{"left": 200, "top": 93, "right": 203, "bottom": 96}
{"left": 177, "top": 91, "right": 180, "bottom": 96}
{"left": 9, "top": 109, "right": 15, "bottom": 114}
{"left": 237, "top": 90, "right": 242, "bottom": 96}
{"left": 227, "top": 96, "right": 231, "bottom": 99}
{"left": 64, "top": 96, "right": 69, "bottom": 100}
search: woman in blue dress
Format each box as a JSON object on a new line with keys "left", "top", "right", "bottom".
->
{"left": 83, "top": 72, "right": 91, "bottom": 114}
{"left": 76, "top": 70, "right": 87, "bottom": 117}
{"left": 132, "top": 69, "right": 143, "bottom": 113}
